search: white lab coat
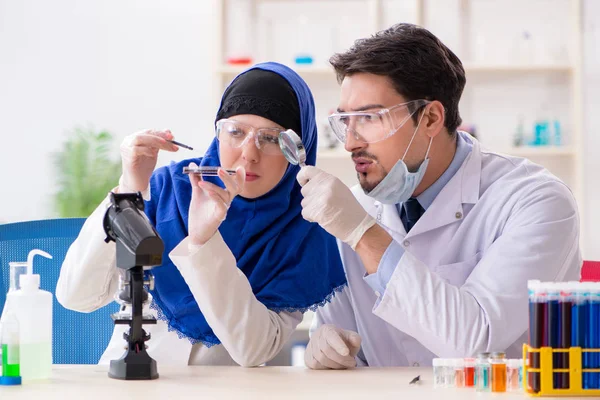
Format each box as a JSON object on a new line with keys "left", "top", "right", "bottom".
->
{"left": 315, "top": 135, "right": 582, "bottom": 366}
{"left": 56, "top": 195, "right": 302, "bottom": 367}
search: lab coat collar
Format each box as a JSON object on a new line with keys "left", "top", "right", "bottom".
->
{"left": 375, "top": 134, "right": 482, "bottom": 239}
{"left": 460, "top": 133, "right": 482, "bottom": 205}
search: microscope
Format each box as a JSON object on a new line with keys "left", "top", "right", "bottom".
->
{"left": 103, "top": 192, "right": 164, "bottom": 380}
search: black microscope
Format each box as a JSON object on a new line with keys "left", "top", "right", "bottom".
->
{"left": 103, "top": 192, "right": 164, "bottom": 380}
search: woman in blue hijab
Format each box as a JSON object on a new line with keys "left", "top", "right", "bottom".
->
{"left": 57, "top": 62, "right": 347, "bottom": 366}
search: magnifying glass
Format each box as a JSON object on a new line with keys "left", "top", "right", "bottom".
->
{"left": 279, "top": 129, "right": 306, "bottom": 167}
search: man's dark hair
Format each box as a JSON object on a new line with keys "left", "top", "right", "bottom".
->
{"left": 329, "top": 23, "right": 466, "bottom": 134}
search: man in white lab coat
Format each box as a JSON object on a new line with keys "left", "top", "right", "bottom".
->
{"left": 298, "top": 23, "right": 582, "bottom": 369}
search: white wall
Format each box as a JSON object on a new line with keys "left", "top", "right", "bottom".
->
{"left": 0, "top": 0, "right": 219, "bottom": 223}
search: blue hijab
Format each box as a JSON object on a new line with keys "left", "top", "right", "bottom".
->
{"left": 144, "top": 62, "right": 347, "bottom": 346}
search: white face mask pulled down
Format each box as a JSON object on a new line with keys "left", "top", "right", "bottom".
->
{"left": 365, "top": 111, "right": 432, "bottom": 205}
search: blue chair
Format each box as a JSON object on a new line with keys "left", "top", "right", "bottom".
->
{"left": 0, "top": 218, "right": 118, "bottom": 364}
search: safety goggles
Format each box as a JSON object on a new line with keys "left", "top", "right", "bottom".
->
{"left": 215, "top": 119, "right": 283, "bottom": 155}
{"left": 327, "top": 99, "right": 431, "bottom": 144}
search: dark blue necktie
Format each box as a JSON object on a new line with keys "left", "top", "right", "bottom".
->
{"left": 400, "top": 198, "right": 424, "bottom": 233}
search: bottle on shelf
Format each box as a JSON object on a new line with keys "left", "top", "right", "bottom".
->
{"left": 294, "top": 16, "right": 314, "bottom": 65}
{"left": 532, "top": 104, "right": 551, "bottom": 146}
{"left": 550, "top": 120, "right": 562, "bottom": 146}
{"left": 225, "top": 0, "right": 253, "bottom": 66}
{"left": 513, "top": 115, "right": 525, "bottom": 147}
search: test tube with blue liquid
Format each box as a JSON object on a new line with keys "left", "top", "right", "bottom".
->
{"left": 589, "top": 283, "right": 600, "bottom": 389}
{"left": 572, "top": 282, "right": 587, "bottom": 388}
{"left": 581, "top": 282, "right": 593, "bottom": 389}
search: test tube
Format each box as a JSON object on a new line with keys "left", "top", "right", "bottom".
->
{"left": 558, "top": 282, "right": 574, "bottom": 389}
{"left": 506, "top": 359, "right": 523, "bottom": 391}
{"left": 182, "top": 166, "right": 237, "bottom": 176}
{"left": 546, "top": 283, "right": 560, "bottom": 389}
{"left": 432, "top": 358, "right": 445, "bottom": 388}
{"left": 583, "top": 282, "right": 593, "bottom": 389}
{"left": 527, "top": 280, "right": 545, "bottom": 393}
{"left": 590, "top": 283, "right": 600, "bottom": 389}
{"left": 572, "top": 282, "right": 587, "bottom": 388}
{"left": 454, "top": 358, "right": 465, "bottom": 388}
{"left": 475, "top": 352, "right": 491, "bottom": 392}
{"left": 491, "top": 352, "right": 507, "bottom": 393}
{"left": 464, "top": 358, "right": 476, "bottom": 387}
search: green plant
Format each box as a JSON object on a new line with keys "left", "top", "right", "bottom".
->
{"left": 53, "top": 127, "right": 122, "bottom": 217}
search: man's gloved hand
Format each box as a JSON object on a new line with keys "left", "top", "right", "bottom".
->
{"left": 297, "top": 166, "right": 376, "bottom": 250}
{"left": 304, "top": 324, "right": 362, "bottom": 370}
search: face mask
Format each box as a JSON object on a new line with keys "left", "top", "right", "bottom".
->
{"left": 365, "top": 111, "right": 432, "bottom": 205}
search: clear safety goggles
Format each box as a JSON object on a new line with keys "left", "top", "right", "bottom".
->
{"left": 215, "top": 119, "right": 283, "bottom": 156}
{"left": 327, "top": 99, "right": 431, "bottom": 144}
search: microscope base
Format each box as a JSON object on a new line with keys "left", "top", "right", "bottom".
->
{"left": 108, "top": 349, "right": 159, "bottom": 380}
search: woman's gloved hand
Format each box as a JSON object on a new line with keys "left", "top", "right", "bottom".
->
{"left": 187, "top": 162, "right": 246, "bottom": 246}
{"left": 119, "top": 129, "right": 179, "bottom": 194}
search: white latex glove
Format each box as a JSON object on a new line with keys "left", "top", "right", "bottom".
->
{"left": 304, "top": 324, "right": 362, "bottom": 370}
{"left": 297, "top": 166, "right": 376, "bottom": 250}
{"left": 187, "top": 162, "right": 245, "bottom": 246}
{"left": 119, "top": 129, "right": 179, "bottom": 194}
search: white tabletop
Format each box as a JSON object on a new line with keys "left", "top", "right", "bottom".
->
{"left": 0, "top": 365, "right": 546, "bottom": 399}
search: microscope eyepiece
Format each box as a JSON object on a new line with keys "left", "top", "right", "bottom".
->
{"left": 103, "top": 192, "right": 164, "bottom": 269}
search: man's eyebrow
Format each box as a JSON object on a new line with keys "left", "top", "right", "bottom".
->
{"left": 336, "top": 104, "right": 385, "bottom": 113}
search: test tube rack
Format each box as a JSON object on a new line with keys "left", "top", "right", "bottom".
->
{"left": 523, "top": 344, "right": 600, "bottom": 397}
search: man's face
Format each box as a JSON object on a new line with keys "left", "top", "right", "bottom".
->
{"left": 337, "top": 73, "right": 431, "bottom": 192}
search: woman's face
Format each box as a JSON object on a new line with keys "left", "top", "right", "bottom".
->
{"left": 218, "top": 114, "right": 290, "bottom": 199}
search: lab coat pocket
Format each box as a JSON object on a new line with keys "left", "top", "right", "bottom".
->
{"left": 434, "top": 252, "right": 482, "bottom": 287}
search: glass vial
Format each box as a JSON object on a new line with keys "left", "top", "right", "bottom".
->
{"left": 432, "top": 358, "right": 445, "bottom": 388}
{"left": 464, "top": 358, "right": 476, "bottom": 387}
{"left": 506, "top": 359, "right": 523, "bottom": 391}
{"left": 491, "top": 352, "right": 507, "bottom": 393}
{"left": 476, "top": 352, "right": 491, "bottom": 392}
{"left": 444, "top": 359, "right": 454, "bottom": 387}
{"left": 454, "top": 358, "right": 466, "bottom": 388}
